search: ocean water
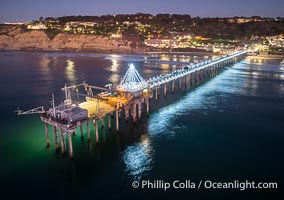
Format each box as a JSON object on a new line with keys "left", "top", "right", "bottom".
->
{"left": 0, "top": 52, "right": 283, "bottom": 199}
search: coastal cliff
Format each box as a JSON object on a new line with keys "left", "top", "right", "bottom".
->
{"left": 0, "top": 25, "right": 142, "bottom": 52}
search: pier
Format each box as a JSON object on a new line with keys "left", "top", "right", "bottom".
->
{"left": 17, "top": 50, "right": 248, "bottom": 159}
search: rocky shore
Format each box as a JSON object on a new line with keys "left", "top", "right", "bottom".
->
{"left": 0, "top": 25, "right": 143, "bottom": 53}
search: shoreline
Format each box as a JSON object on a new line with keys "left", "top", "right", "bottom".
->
{"left": 248, "top": 54, "right": 284, "bottom": 59}
{"left": 0, "top": 49, "right": 215, "bottom": 56}
{"left": 1, "top": 48, "right": 283, "bottom": 59}
{"left": 0, "top": 48, "right": 144, "bottom": 54}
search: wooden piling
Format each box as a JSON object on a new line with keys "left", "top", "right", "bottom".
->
{"left": 87, "top": 121, "right": 90, "bottom": 141}
{"left": 155, "top": 87, "right": 158, "bottom": 100}
{"left": 59, "top": 129, "right": 65, "bottom": 154}
{"left": 132, "top": 103, "right": 137, "bottom": 123}
{"left": 108, "top": 114, "right": 111, "bottom": 129}
{"left": 101, "top": 117, "right": 105, "bottom": 128}
{"left": 164, "top": 83, "right": 167, "bottom": 97}
{"left": 44, "top": 123, "right": 50, "bottom": 148}
{"left": 125, "top": 107, "right": 129, "bottom": 122}
{"left": 195, "top": 71, "right": 199, "bottom": 84}
{"left": 119, "top": 111, "right": 121, "bottom": 120}
{"left": 68, "top": 133, "right": 73, "bottom": 159}
{"left": 146, "top": 98, "right": 149, "bottom": 116}
{"left": 95, "top": 120, "right": 99, "bottom": 143}
{"left": 80, "top": 125, "right": 83, "bottom": 139}
{"left": 53, "top": 126, "right": 59, "bottom": 151}
{"left": 116, "top": 110, "right": 119, "bottom": 132}
{"left": 138, "top": 101, "right": 142, "bottom": 120}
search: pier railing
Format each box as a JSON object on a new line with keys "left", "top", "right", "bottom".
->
{"left": 147, "top": 50, "right": 247, "bottom": 88}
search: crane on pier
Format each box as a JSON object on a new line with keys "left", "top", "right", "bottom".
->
{"left": 16, "top": 106, "right": 46, "bottom": 115}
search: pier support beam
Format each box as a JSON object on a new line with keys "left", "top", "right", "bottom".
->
{"left": 108, "top": 114, "right": 111, "bottom": 129}
{"left": 138, "top": 101, "right": 142, "bottom": 121}
{"left": 179, "top": 78, "right": 182, "bottom": 89}
{"left": 146, "top": 98, "right": 149, "bottom": 116}
{"left": 164, "top": 83, "right": 167, "bottom": 97}
{"left": 208, "top": 68, "right": 210, "bottom": 77}
{"left": 191, "top": 72, "right": 194, "bottom": 84}
{"left": 68, "top": 133, "right": 73, "bottom": 159}
{"left": 188, "top": 74, "right": 192, "bottom": 86}
{"left": 44, "top": 123, "right": 50, "bottom": 148}
{"left": 155, "top": 87, "right": 159, "bottom": 100}
{"left": 116, "top": 110, "right": 119, "bottom": 132}
{"left": 119, "top": 111, "right": 121, "bottom": 121}
{"left": 201, "top": 70, "right": 205, "bottom": 80}
{"left": 87, "top": 121, "right": 91, "bottom": 141}
{"left": 132, "top": 103, "right": 137, "bottom": 123}
{"left": 195, "top": 71, "right": 199, "bottom": 85}
{"left": 80, "top": 125, "right": 83, "bottom": 139}
{"left": 95, "top": 120, "right": 99, "bottom": 143}
{"left": 172, "top": 80, "right": 175, "bottom": 93}
{"left": 125, "top": 107, "right": 129, "bottom": 122}
{"left": 202, "top": 69, "right": 205, "bottom": 79}
{"left": 53, "top": 126, "right": 59, "bottom": 151}
{"left": 101, "top": 117, "right": 105, "bottom": 128}
{"left": 59, "top": 129, "right": 65, "bottom": 154}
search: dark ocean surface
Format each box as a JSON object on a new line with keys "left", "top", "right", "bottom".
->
{"left": 0, "top": 52, "right": 283, "bottom": 199}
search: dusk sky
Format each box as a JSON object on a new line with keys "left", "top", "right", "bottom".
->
{"left": 0, "top": 0, "right": 283, "bottom": 23}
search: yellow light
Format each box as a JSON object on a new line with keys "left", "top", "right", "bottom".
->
{"left": 66, "top": 59, "right": 76, "bottom": 82}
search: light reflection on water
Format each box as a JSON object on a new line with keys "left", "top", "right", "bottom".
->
{"left": 108, "top": 55, "right": 121, "bottom": 83}
{"left": 39, "top": 55, "right": 51, "bottom": 72}
{"left": 66, "top": 59, "right": 76, "bottom": 83}
{"left": 122, "top": 57, "right": 250, "bottom": 180}
{"left": 122, "top": 134, "right": 153, "bottom": 181}
{"left": 148, "top": 57, "right": 284, "bottom": 138}
{"left": 123, "top": 60, "right": 250, "bottom": 179}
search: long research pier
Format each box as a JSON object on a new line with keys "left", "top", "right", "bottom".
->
{"left": 17, "top": 50, "right": 248, "bottom": 159}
